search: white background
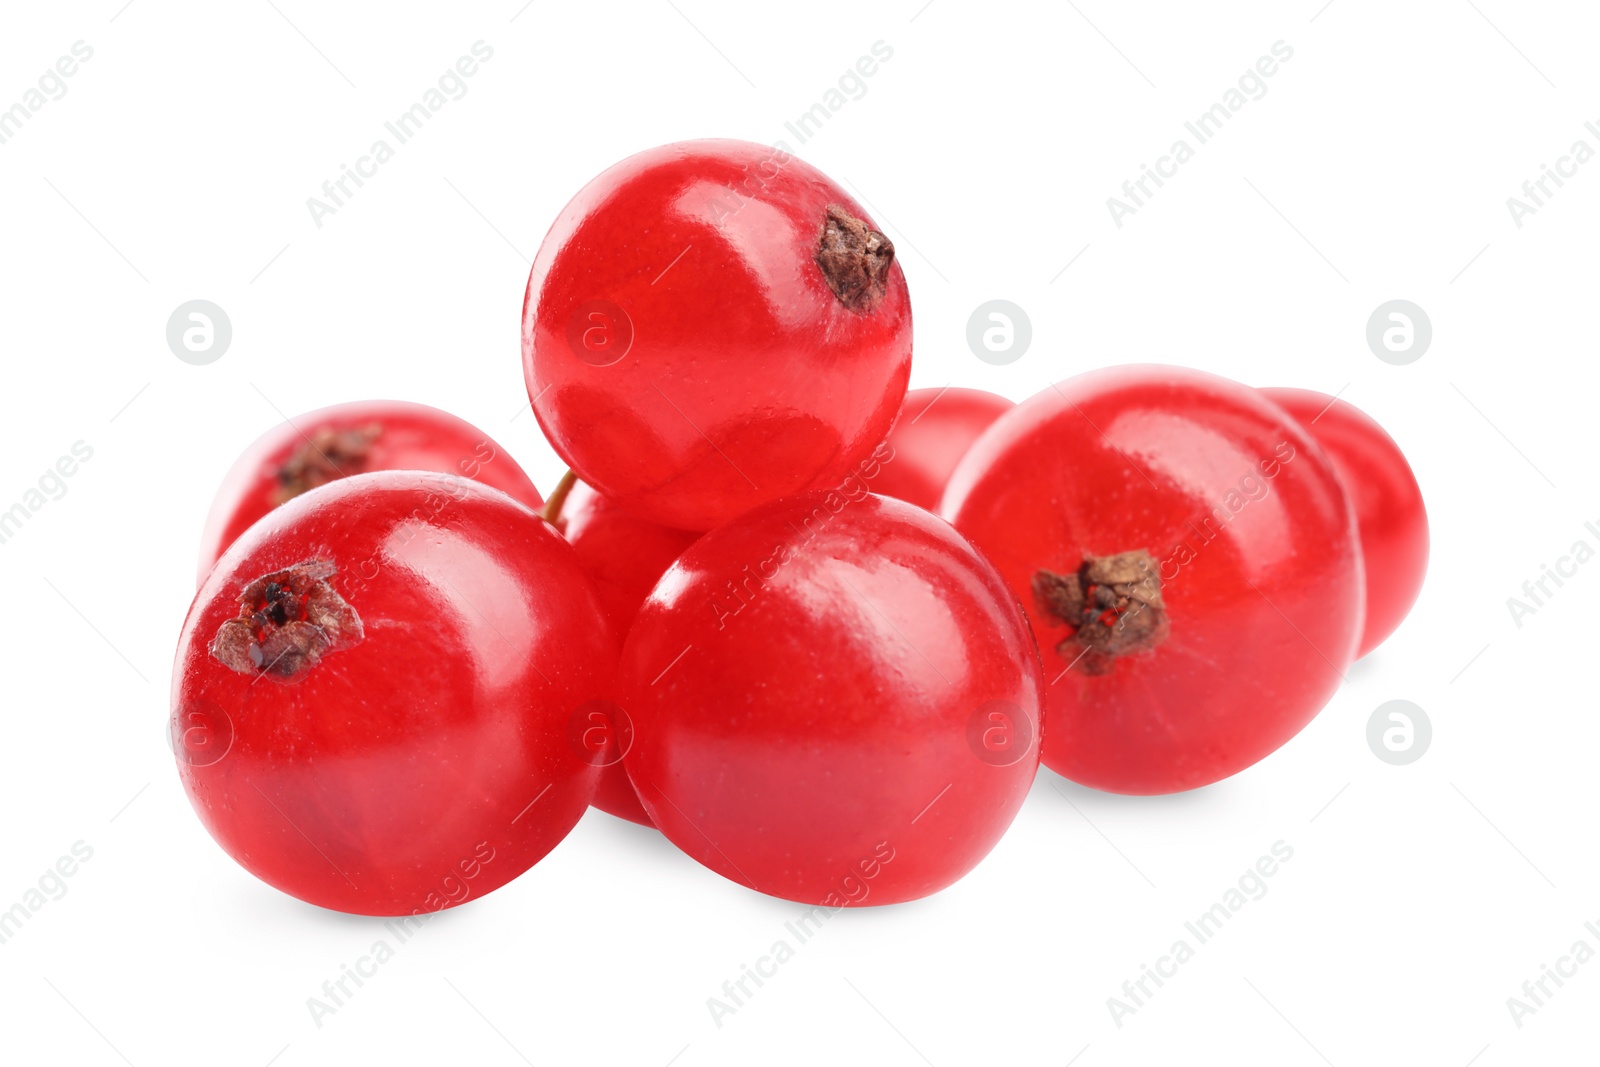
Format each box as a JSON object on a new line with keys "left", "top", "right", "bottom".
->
{"left": 1, "top": 1, "right": 1595, "bottom": 1064}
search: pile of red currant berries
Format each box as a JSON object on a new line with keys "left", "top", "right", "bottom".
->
{"left": 172, "top": 140, "right": 1428, "bottom": 917}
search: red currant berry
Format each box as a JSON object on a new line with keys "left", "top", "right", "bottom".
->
{"left": 522, "top": 139, "right": 913, "bottom": 530}
{"left": 619, "top": 492, "right": 1042, "bottom": 905}
{"left": 945, "top": 366, "right": 1363, "bottom": 795}
{"left": 1261, "top": 388, "right": 1428, "bottom": 658}
{"left": 874, "top": 387, "right": 1013, "bottom": 510}
{"left": 548, "top": 473, "right": 699, "bottom": 826}
{"left": 197, "top": 400, "right": 541, "bottom": 584}
{"left": 172, "top": 472, "right": 613, "bottom": 915}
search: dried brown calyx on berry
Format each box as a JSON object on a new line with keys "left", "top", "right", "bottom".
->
{"left": 272, "top": 424, "right": 382, "bottom": 504}
{"left": 210, "top": 559, "right": 363, "bottom": 681}
{"left": 1032, "top": 549, "right": 1169, "bottom": 676}
{"left": 815, "top": 204, "right": 895, "bottom": 314}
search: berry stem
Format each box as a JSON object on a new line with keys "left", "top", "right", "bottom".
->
{"left": 541, "top": 469, "right": 578, "bottom": 526}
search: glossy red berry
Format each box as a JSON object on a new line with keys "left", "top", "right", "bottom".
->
{"left": 944, "top": 366, "right": 1363, "bottom": 795}
{"left": 522, "top": 139, "right": 913, "bottom": 531}
{"left": 550, "top": 475, "right": 699, "bottom": 826}
{"left": 171, "top": 472, "right": 613, "bottom": 915}
{"left": 619, "top": 492, "right": 1042, "bottom": 905}
{"left": 1261, "top": 388, "right": 1428, "bottom": 658}
{"left": 872, "top": 387, "right": 1013, "bottom": 510}
{"left": 197, "top": 400, "right": 541, "bottom": 584}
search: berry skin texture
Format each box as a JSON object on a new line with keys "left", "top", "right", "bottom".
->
{"left": 553, "top": 478, "right": 699, "bottom": 826}
{"left": 197, "top": 400, "right": 542, "bottom": 585}
{"left": 1261, "top": 388, "right": 1428, "bottom": 659}
{"left": 619, "top": 492, "right": 1043, "bottom": 906}
{"left": 522, "top": 139, "right": 913, "bottom": 531}
{"left": 871, "top": 387, "right": 1014, "bottom": 511}
{"left": 943, "top": 366, "right": 1363, "bottom": 795}
{"left": 171, "top": 472, "right": 614, "bottom": 916}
